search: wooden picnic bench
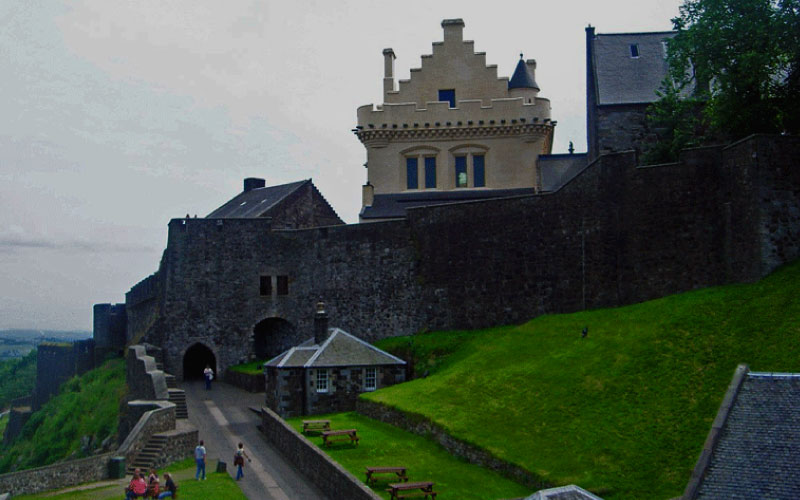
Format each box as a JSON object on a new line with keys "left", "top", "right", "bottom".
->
{"left": 386, "top": 481, "right": 437, "bottom": 499}
{"left": 302, "top": 419, "right": 331, "bottom": 434}
{"left": 321, "top": 428, "right": 359, "bottom": 447}
{"left": 365, "top": 466, "right": 408, "bottom": 484}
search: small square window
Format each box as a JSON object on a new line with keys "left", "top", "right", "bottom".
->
{"left": 259, "top": 276, "right": 272, "bottom": 296}
{"left": 438, "top": 89, "right": 456, "bottom": 108}
{"left": 364, "top": 367, "right": 377, "bottom": 391}
{"left": 277, "top": 275, "right": 289, "bottom": 295}
{"left": 630, "top": 44, "right": 639, "bottom": 58}
{"left": 316, "top": 370, "right": 329, "bottom": 393}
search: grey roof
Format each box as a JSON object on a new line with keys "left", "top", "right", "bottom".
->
{"left": 538, "top": 154, "right": 589, "bottom": 192}
{"left": 265, "top": 328, "right": 406, "bottom": 369}
{"left": 509, "top": 57, "right": 539, "bottom": 90}
{"left": 690, "top": 369, "right": 800, "bottom": 499}
{"left": 206, "top": 180, "right": 309, "bottom": 218}
{"left": 592, "top": 31, "right": 675, "bottom": 105}
{"left": 361, "top": 188, "right": 536, "bottom": 220}
{"left": 525, "top": 485, "right": 604, "bottom": 500}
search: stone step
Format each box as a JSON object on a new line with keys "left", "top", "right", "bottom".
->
{"left": 167, "top": 389, "right": 188, "bottom": 419}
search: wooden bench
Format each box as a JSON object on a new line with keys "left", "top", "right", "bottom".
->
{"left": 365, "top": 466, "right": 408, "bottom": 484}
{"left": 386, "top": 481, "right": 436, "bottom": 499}
{"left": 321, "top": 429, "right": 359, "bottom": 447}
{"left": 302, "top": 419, "right": 331, "bottom": 434}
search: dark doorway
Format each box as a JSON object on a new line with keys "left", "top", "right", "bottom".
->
{"left": 183, "top": 343, "right": 216, "bottom": 380}
{"left": 253, "top": 318, "right": 297, "bottom": 359}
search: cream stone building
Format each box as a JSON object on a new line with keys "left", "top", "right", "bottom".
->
{"left": 355, "top": 19, "right": 558, "bottom": 221}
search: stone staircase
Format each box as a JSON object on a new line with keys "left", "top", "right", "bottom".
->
{"left": 126, "top": 433, "right": 167, "bottom": 474}
{"left": 168, "top": 389, "right": 188, "bottom": 419}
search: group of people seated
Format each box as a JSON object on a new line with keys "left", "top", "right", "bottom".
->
{"left": 125, "top": 467, "right": 178, "bottom": 499}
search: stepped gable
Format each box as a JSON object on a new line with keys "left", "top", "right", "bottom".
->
{"left": 685, "top": 365, "right": 800, "bottom": 498}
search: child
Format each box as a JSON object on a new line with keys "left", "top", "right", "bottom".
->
{"left": 234, "top": 442, "right": 251, "bottom": 480}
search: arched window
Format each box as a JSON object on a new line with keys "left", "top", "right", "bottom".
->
{"left": 401, "top": 146, "right": 439, "bottom": 190}
{"left": 450, "top": 145, "right": 489, "bottom": 188}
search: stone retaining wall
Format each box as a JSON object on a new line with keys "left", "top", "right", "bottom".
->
{"left": 260, "top": 406, "right": 380, "bottom": 500}
{"left": 224, "top": 370, "right": 264, "bottom": 393}
{"left": 118, "top": 401, "right": 176, "bottom": 465}
{"left": 0, "top": 452, "right": 114, "bottom": 497}
{"left": 356, "top": 399, "right": 548, "bottom": 490}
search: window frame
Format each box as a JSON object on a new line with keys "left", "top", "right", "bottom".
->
{"left": 364, "top": 367, "right": 377, "bottom": 391}
{"left": 450, "top": 145, "right": 489, "bottom": 189}
{"left": 438, "top": 89, "right": 456, "bottom": 108}
{"left": 406, "top": 157, "right": 419, "bottom": 190}
{"left": 316, "top": 369, "right": 329, "bottom": 393}
{"left": 424, "top": 156, "right": 437, "bottom": 189}
{"left": 455, "top": 155, "right": 468, "bottom": 188}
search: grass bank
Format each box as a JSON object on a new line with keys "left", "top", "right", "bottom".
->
{"left": 287, "top": 412, "right": 531, "bottom": 500}
{"left": 0, "top": 350, "right": 36, "bottom": 410}
{"left": 368, "top": 260, "right": 800, "bottom": 499}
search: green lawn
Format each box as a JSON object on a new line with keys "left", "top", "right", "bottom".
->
{"left": 14, "top": 458, "right": 246, "bottom": 500}
{"left": 367, "top": 260, "right": 800, "bottom": 499}
{"left": 228, "top": 359, "right": 266, "bottom": 375}
{"left": 287, "top": 412, "right": 531, "bottom": 500}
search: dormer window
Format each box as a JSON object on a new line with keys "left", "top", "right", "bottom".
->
{"left": 438, "top": 89, "right": 456, "bottom": 108}
{"left": 630, "top": 44, "right": 639, "bottom": 58}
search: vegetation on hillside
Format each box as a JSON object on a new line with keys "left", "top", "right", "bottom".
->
{"left": 370, "top": 260, "right": 800, "bottom": 499}
{"left": 0, "top": 358, "right": 126, "bottom": 473}
{"left": 0, "top": 350, "right": 36, "bottom": 410}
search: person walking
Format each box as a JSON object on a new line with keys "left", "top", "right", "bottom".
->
{"left": 203, "top": 365, "right": 214, "bottom": 390}
{"left": 195, "top": 440, "right": 207, "bottom": 480}
{"left": 233, "top": 442, "right": 251, "bottom": 481}
{"left": 157, "top": 472, "right": 178, "bottom": 499}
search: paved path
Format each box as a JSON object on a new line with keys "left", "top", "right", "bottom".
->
{"left": 183, "top": 380, "right": 329, "bottom": 500}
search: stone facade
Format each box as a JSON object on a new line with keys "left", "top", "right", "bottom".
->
{"left": 32, "top": 341, "right": 95, "bottom": 411}
{"left": 93, "top": 302, "right": 127, "bottom": 357}
{"left": 124, "top": 135, "right": 800, "bottom": 383}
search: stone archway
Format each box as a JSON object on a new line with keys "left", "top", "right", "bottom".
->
{"left": 183, "top": 343, "right": 216, "bottom": 380}
{"left": 252, "top": 318, "right": 297, "bottom": 360}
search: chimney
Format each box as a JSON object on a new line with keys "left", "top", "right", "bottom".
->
{"left": 314, "top": 302, "right": 329, "bottom": 345}
{"left": 441, "top": 19, "right": 464, "bottom": 44}
{"left": 243, "top": 177, "right": 265, "bottom": 192}
{"left": 383, "top": 48, "right": 396, "bottom": 94}
{"left": 362, "top": 182, "right": 374, "bottom": 207}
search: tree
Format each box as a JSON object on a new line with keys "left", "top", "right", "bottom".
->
{"left": 655, "top": 0, "right": 799, "bottom": 147}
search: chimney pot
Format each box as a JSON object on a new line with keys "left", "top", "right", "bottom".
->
{"left": 314, "top": 302, "right": 329, "bottom": 345}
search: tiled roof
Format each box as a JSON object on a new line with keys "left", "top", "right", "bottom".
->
{"left": 206, "top": 180, "right": 309, "bottom": 218}
{"left": 592, "top": 32, "right": 675, "bottom": 105}
{"left": 265, "top": 328, "right": 405, "bottom": 368}
{"left": 538, "top": 154, "right": 589, "bottom": 192}
{"left": 360, "top": 188, "right": 536, "bottom": 220}
{"left": 509, "top": 56, "right": 539, "bottom": 90}
{"left": 525, "top": 485, "right": 604, "bottom": 500}
{"left": 687, "top": 366, "right": 800, "bottom": 499}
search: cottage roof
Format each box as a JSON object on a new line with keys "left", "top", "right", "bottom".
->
{"left": 686, "top": 366, "right": 800, "bottom": 499}
{"left": 508, "top": 56, "right": 539, "bottom": 90}
{"left": 525, "top": 484, "right": 604, "bottom": 500}
{"left": 360, "top": 188, "right": 536, "bottom": 220}
{"left": 206, "top": 179, "right": 309, "bottom": 218}
{"left": 265, "top": 328, "right": 405, "bottom": 368}
{"left": 591, "top": 31, "right": 675, "bottom": 105}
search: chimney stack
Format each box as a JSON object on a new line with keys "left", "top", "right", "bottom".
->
{"left": 314, "top": 302, "right": 329, "bottom": 345}
{"left": 383, "top": 48, "right": 396, "bottom": 94}
{"left": 243, "top": 177, "right": 266, "bottom": 192}
{"left": 441, "top": 19, "right": 465, "bottom": 43}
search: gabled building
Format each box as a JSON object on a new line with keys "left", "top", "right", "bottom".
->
{"left": 264, "top": 303, "right": 406, "bottom": 417}
{"left": 355, "top": 19, "right": 557, "bottom": 221}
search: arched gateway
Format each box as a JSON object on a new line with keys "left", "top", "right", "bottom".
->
{"left": 183, "top": 343, "right": 216, "bottom": 380}
{"left": 252, "top": 318, "right": 297, "bottom": 359}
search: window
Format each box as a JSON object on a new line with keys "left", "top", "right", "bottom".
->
{"left": 406, "top": 157, "right": 418, "bottom": 189}
{"left": 630, "top": 44, "right": 639, "bottom": 58}
{"left": 424, "top": 157, "right": 436, "bottom": 188}
{"left": 473, "top": 155, "right": 485, "bottom": 187}
{"left": 277, "top": 275, "right": 289, "bottom": 295}
{"left": 438, "top": 89, "right": 456, "bottom": 108}
{"left": 316, "top": 369, "right": 329, "bottom": 393}
{"left": 364, "top": 367, "right": 377, "bottom": 391}
{"left": 455, "top": 156, "right": 468, "bottom": 188}
{"left": 259, "top": 276, "right": 272, "bottom": 296}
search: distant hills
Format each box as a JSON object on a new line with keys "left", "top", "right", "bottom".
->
{"left": 0, "top": 330, "right": 91, "bottom": 358}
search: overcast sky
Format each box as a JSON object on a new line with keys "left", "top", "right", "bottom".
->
{"left": 0, "top": 0, "right": 682, "bottom": 331}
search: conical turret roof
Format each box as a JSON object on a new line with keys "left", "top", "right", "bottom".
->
{"left": 508, "top": 54, "right": 539, "bottom": 90}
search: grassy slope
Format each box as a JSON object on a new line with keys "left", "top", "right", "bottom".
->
{"left": 287, "top": 412, "right": 531, "bottom": 500}
{"left": 0, "top": 350, "right": 36, "bottom": 410}
{"left": 0, "top": 358, "right": 126, "bottom": 473}
{"left": 368, "top": 260, "right": 800, "bottom": 499}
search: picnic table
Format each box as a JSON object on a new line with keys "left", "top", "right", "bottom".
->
{"left": 321, "top": 428, "right": 359, "bottom": 447}
{"left": 365, "top": 466, "right": 408, "bottom": 484}
{"left": 302, "top": 419, "right": 331, "bottom": 434}
{"left": 386, "top": 481, "right": 437, "bottom": 499}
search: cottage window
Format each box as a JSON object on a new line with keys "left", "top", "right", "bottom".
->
{"left": 316, "top": 369, "right": 329, "bottom": 393}
{"left": 259, "top": 275, "right": 272, "bottom": 296}
{"left": 364, "top": 367, "right": 377, "bottom": 391}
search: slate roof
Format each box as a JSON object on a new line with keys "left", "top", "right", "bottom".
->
{"left": 591, "top": 31, "right": 675, "bottom": 105}
{"left": 687, "top": 366, "right": 800, "bottom": 499}
{"left": 265, "top": 328, "right": 406, "bottom": 369}
{"left": 360, "top": 188, "right": 536, "bottom": 220}
{"left": 206, "top": 180, "right": 309, "bottom": 218}
{"left": 509, "top": 56, "right": 540, "bottom": 90}
{"left": 538, "top": 154, "right": 589, "bottom": 192}
{"left": 525, "top": 485, "right": 604, "bottom": 500}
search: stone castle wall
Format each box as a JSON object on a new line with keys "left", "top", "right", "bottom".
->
{"left": 132, "top": 135, "right": 799, "bottom": 380}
